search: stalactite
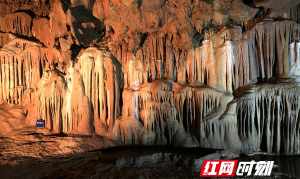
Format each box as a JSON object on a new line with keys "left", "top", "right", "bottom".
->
{"left": 289, "top": 4, "right": 300, "bottom": 24}
{"left": 0, "top": 0, "right": 50, "bottom": 17}
{"left": 36, "top": 69, "right": 66, "bottom": 133}
{"left": 0, "top": 39, "right": 41, "bottom": 104}
{"left": 117, "top": 81, "right": 225, "bottom": 145}
{"left": 0, "top": 12, "right": 32, "bottom": 36}
{"left": 62, "top": 64, "right": 92, "bottom": 134}
{"left": 236, "top": 84, "right": 300, "bottom": 154}
{"left": 112, "top": 34, "right": 188, "bottom": 84}
{"left": 0, "top": 39, "right": 62, "bottom": 105}
{"left": 124, "top": 55, "right": 144, "bottom": 89}
{"left": 77, "top": 48, "right": 123, "bottom": 133}
{"left": 111, "top": 20, "right": 300, "bottom": 149}
{"left": 0, "top": 3, "right": 300, "bottom": 155}
{"left": 252, "top": 20, "right": 300, "bottom": 80}
{"left": 198, "top": 106, "right": 241, "bottom": 150}
{"left": 289, "top": 41, "right": 300, "bottom": 82}
{"left": 233, "top": 35, "right": 258, "bottom": 89}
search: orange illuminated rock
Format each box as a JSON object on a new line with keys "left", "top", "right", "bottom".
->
{"left": 0, "top": 12, "right": 32, "bottom": 36}
{"left": 76, "top": 48, "right": 123, "bottom": 133}
{"left": 50, "top": 0, "right": 68, "bottom": 38}
{"left": 0, "top": 32, "right": 15, "bottom": 47}
{"left": 32, "top": 18, "right": 55, "bottom": 47}
{"left": 0, "top": 0, "right": 300, "bottom": 155}
{"left": 0, "top": 0, "right": 50, "bottom": 17}
{"left": 92, "top": 1, "right": 105, "bottom": 21}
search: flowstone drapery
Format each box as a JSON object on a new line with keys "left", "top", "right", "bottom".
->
{"left": 0, "top": 0, "right": 300, "bottom": 154}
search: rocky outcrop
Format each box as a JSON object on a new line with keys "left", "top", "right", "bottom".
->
{"left": 0, "top": 0, "right": 50, "bottom": 17}
{"left": 0, "top": 12, "right": 32, "bottom": 37}
{"left": 32, "top": 18, "right": 55, "bottom": 47}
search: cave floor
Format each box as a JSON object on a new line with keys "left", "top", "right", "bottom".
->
{"left": 1, "top": 144, "right": 300, "bottom": 179}
{"left": 0, "top": 146, "right": 214, "bottom": 179}
{"left": 1, "top": 102, "right": 300, "bottom": 179}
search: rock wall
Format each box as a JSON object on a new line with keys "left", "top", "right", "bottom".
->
{"left": 0, "top": 0, "right": 300, "bottom": 154}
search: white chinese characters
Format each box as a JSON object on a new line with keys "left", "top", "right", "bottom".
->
{"left": 236, "top": 160, "right": 274, "bottom": 176}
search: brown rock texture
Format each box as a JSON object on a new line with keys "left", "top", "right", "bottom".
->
{"left": 32, "top": 18, "right": 55, "bottom": 47}
{"left": 0, "top": 12, "right": 32, "bottom": 36}
{"left": 0, "top": 0, "right": 300, "bottom": 155}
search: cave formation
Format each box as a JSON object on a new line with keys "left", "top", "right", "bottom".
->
{"left": 0, "top": 0, "right": 300, "bottom": 155}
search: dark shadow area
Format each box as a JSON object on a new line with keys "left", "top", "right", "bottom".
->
{"left": 239, "top": 154, "right": 300, "bottom": 179}
{"left": 14, "top": 9, "right": 36, "bottom": 18}
{"left": 70, "top": 44, "right": 82, "bottom": 61}
{"left": 243, "top": 0, "right": 255, "bottom": 7}
{"left": 0, "top": 145, "right": 218, "bottom": 179}
{"left": 2, "top": 144, "right": 300, "bottom": 178}
{"left": 69, "top": 5, "right": 105, "bottom": 47}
